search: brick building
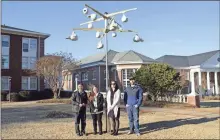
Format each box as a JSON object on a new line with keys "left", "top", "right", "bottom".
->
{"left": 1, "top": 25, "right": 50, "bottom": 92}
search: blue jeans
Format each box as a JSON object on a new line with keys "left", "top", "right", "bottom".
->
{"left": 126, "top": 105, "right": 140, "bottom": 133}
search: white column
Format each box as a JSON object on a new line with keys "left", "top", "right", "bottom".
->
{"left": 75, "top": 77, "right": 78, "bottom": 91}
{"left": 198, "top": 71, "right": 202, "bottom": 86}
{"left": 214, "top": 72, "right": 219, "bottom": 94}
{"left": 190, "top": 71, "right": 196, "bottom": 95}
{"left": 207, "top": 72, "right": 210, "bottom": 90}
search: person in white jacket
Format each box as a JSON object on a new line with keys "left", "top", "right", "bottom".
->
{"left": 107, "top": 80, "right": 121, "bottom": 136}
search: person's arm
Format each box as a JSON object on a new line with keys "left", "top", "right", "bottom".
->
{"left": 72, "top": 92, "right": 79, "bottom": 106}
{"left": 111, "top": 89, "right": 121, "bottom": 109}
{"left": 97, "top": 94, "right": 104, "bottom": 109}
{"left": 123, "top": 89, "right": 128, "bottom": 106}
{"left": 136, "top": 87, "right": 143, "bottom": 107}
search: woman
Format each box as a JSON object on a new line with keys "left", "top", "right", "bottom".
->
{"left": 88, "top": 85, "right": 104, "bottom": 135}
{"left": 107, "top": 81, "right": 121, "bottom": 136}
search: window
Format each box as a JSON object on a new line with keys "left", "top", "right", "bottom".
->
{"left": 1, "top": 55, "right": 9, "bottom": 69}
{"left": 22, "top": 38, "right": 37, "bottom": 52}
{"left": 1, "top": 77, "right": 9, "bottom": 90}
{"left": 1, "top": 35, "right": 10, "bottom": 47}
{"left": 22, "top": 77, "right": 37, "bottom": 90}
{"left": 22, "top": 57, "right": 29, "bottom": 69}
{"left": 22, "top": 38, "right": 29, "bottom": 52}
{"left": 92, "top": 70, "right": 96, "bottom": 80}
{"left": 30, "top": 77, "right": 37, "bottom": 90}
{"left": 22, "top": 77, "right": 28, "bottom": 90}
{"left": 30, "top": 57, "right": 36, "bottom": 69}
{"left": 82, "top": 72, "right": 88, "bottom": 81}
{"left": 30, "top": 39, "right": 37, "bottom": 49}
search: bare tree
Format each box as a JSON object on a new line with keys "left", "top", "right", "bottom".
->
{"left": 35, "top": 51, "right": 79, "bottom": 99}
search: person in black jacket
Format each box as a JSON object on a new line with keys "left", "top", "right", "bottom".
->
{"left": 88, "top": 85, "right": 104, "bottom": 135}
{"left": 72, "top": 83, "right": 88, "bottom": 136}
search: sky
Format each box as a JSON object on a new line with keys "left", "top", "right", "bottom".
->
{"left": 2, "top": 1, "right": 219, "bottom": 60}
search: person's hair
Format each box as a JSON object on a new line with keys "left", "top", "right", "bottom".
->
{"left": 110, "top": 80, "right": 119, "bottom": 93}
{"left": 88, "top": 85, "right": 98, "bottom": 102}
{"left": 78, "top": 82, "right": 84, "bottom": 86}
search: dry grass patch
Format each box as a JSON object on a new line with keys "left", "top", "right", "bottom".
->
{"left": 143, "top": 101, "right": 195, "bottom": 108}
{"left": 2, "top": 111, "right": 220, "bottom": 139}
{"left": 36, "top": 98, "right": 71, "bottom": 104}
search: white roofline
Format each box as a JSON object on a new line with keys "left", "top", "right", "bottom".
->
{"left": 113, "top": 61, "right": 156, "bottom": 65}
{"left": 2, "top": 27, "right": 50, "bottom": 38}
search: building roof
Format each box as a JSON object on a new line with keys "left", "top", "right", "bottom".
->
{"left": 112, "top": 50, "right": 156, "bottom": 63}
{"left": 79, "top": 49, "right": 155, "bottom": 66}
{"left": 156, "top": 50, "right": 220, "bottom": 67}
{"left": 1, "top": 25, "right": 50, "bottom": 38}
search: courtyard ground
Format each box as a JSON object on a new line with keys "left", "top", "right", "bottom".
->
{"left": 1, "top": 100, "right": 220, "bottom": 139}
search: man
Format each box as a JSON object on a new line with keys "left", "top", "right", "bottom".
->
{"left": 124, "top": 77, "right": 143, "bottom": 136}
{"left": 72, "top": 83, "right": 88, "bottom": 136}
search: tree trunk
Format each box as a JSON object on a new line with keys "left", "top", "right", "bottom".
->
{"left": 53, "top": 88, "right": 58, "bottom": 99}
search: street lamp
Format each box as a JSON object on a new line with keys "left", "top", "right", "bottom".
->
{"left": 66, "top": 4, "right": 144, "bottom": 133}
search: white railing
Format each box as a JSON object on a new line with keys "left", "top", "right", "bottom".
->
{"left": 157, "top": 94, "right": 188, "bottom": 103}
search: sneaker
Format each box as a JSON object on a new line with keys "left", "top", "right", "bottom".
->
{"left": 127, "top": 131, "right": 133, "bottom": 135}
{"left": 94, "top": 132, "right": 97, "bottom": 135}
{"left": 99, "top": 132, "right": 103, "bottom": 135}
{"left": 76, "top": 133, "right": 81, "bottom": 136}
{"left": 136, "top": 133, "right": 141, "bottom": 136}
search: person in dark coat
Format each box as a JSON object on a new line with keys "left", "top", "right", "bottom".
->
{"left": 72, "top": 83, "right": 88, "bottom": 136}
{"left": 88, "top": 85, "right": 104, "bottom": 135}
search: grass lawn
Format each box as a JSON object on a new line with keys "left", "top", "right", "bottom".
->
{"left": 1, "top": 101, "right": 220, "bottom": 139}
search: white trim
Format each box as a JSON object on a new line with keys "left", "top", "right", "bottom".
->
{"left": 2, "top": 27, "right": 50, "bottom": 37}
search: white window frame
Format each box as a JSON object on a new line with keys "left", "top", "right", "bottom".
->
{"left": 22, "top": 37, "right": 37, "bottom": 52}
{"left": 30, "top": 57, "right": 37, "bottom": 69}
{"left": 1, "top": 76, "right": 10, "bottom": 90}
{"left": 1, "top": 35, "right": 10, "bottom": 48}
{"left": 22, "top": 57, "right": 37, "bottom": 69}
{"left": 92, "top": 70, "right": 96, "bottom": 80}
{"left": 22, "top": 77, "right": 38, "bottom": 90}
{"left": 67, "top": 74, "right": 72, "bottom": 90}
{"left": 22, "top": 56, "right": 29, "bottom": 69}
{"left": 22, "top": 77, "right": 29, "bottom": 90}
{"left": 1, "top": 55, "right": 9, "bottom": 69}
{"left": 30, "top": 77, "right": 37, "bottom": 90}
{"left": 82, "top": 72, "right": 88, "bottom": 81}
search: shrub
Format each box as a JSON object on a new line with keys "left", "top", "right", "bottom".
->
{"left": 60, "top": 91, "right": 72, "bottom": 98}
{"left": 6, "top": 92, "right": 20, "bottom": 102}
{"left": 19, "top": 91, "right": 32, "bottom": 101}
{"left": 40, "top": 89, "right": 53, "bottom": 99}
{"left": 1, "top": 91, "right": 8, "bottom": 101}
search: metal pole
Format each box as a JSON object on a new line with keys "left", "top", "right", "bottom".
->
{"left": 9, "top": 78, "right": 11, "bottom": 102}
{"left": 104, "top": 18, "right": 110, "bottom": 133}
